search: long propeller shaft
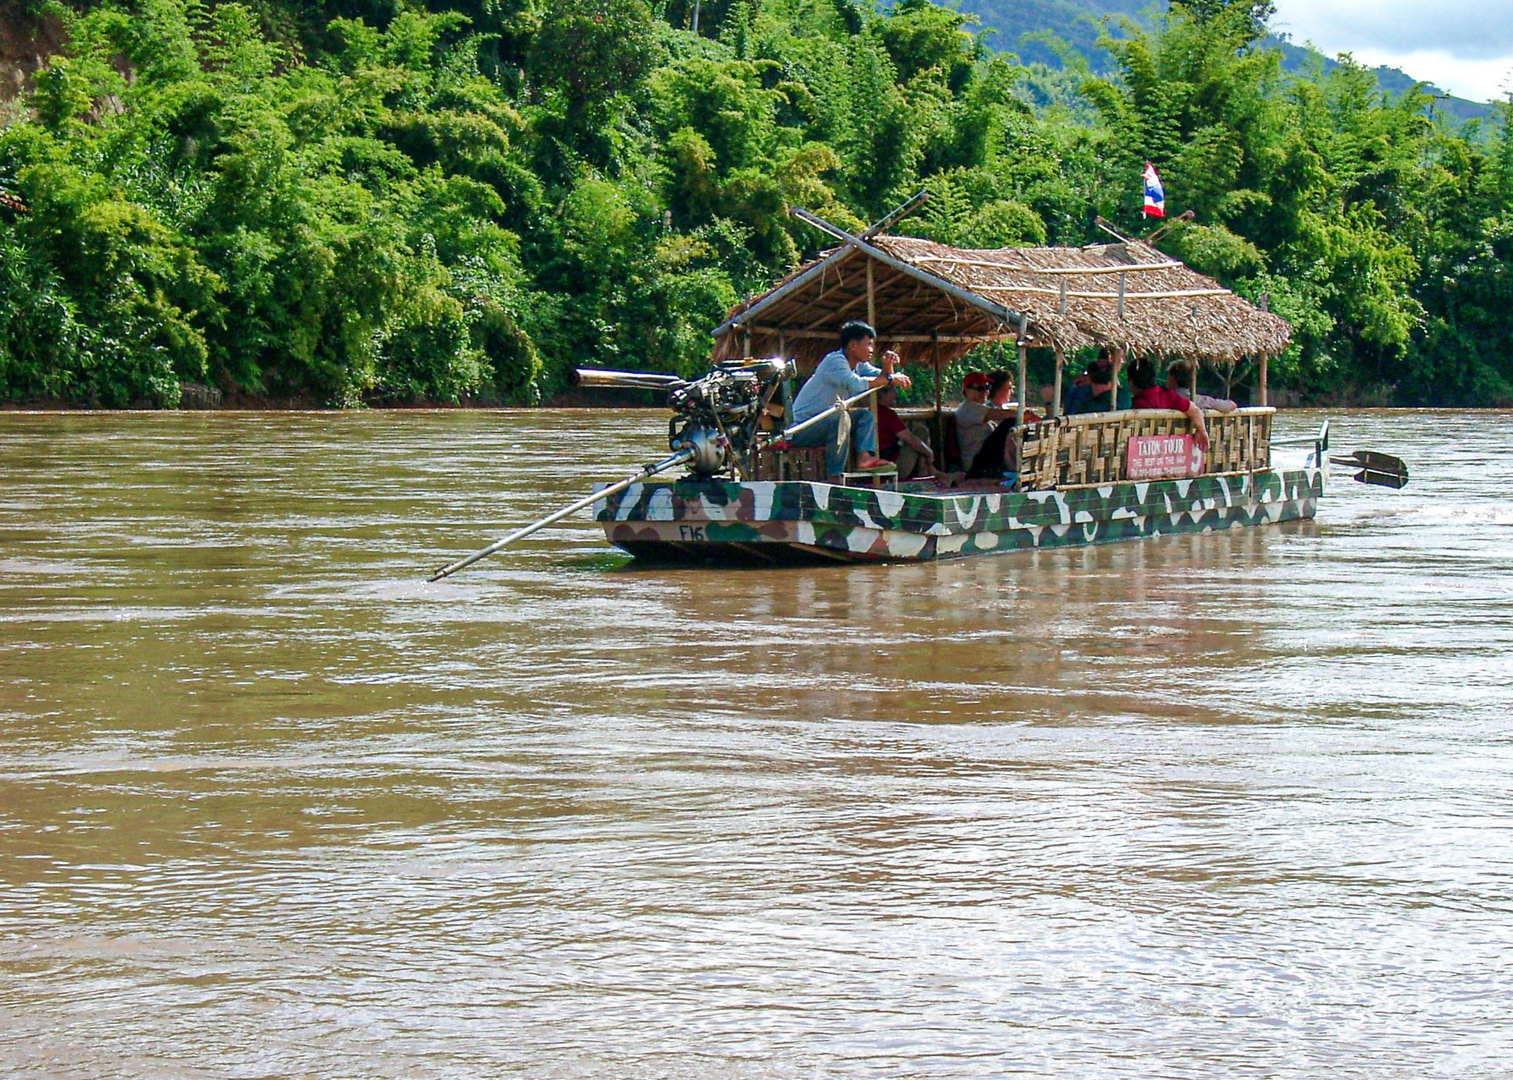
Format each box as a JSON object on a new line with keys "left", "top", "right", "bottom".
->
{"left": 428, "top": 447, "right": 696, "bottom": 581}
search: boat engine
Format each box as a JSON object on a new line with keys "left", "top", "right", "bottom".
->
{"left": 665, "top": 359, "right": 793, "bottom": 475}
{"left": 571, "top": 358, "right": 795, "bottom": 478}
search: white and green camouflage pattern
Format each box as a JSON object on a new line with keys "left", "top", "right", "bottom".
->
{"left": 594, "top": 465, "right": 1325, "bottom": 564}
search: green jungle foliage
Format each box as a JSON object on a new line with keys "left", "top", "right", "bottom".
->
{"left": 0, "top": 0, "right": 1510, "bottom": 407}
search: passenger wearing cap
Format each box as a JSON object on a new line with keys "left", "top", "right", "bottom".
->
{"left": 954, "top": 371, "right": 1020, "bottom": 478}
{"left": 789, "top": 319, "right": 912, "bottom": 482}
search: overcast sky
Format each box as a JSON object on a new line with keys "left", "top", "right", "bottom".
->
{"left": 1270, "top": 0, "right": 1513, "bottom": 102}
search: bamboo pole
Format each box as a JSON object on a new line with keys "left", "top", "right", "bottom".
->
{"left": 709, "top": 192, "right": 928, "bottom": 342}
{"left": 1051, "top": 346, "right": 1064, "bottom": 418}
{"left": 932, "top": 337, "right": 943, "bottom": 444}
{"left": 920, "top": 283, "right": 1233, "bottom": 301}
{"left": 910, "top": 257, "right": 1178, "bottom": 275}
{"left": 1257, "top": 294, "right": 1270, "bottom": 408}
{"left": 789, "top": 207, "right": 1024, "bottom": 327}
{"left": 866, "top": 258, "right": 879, "bottom": 455}
{"left": 866, "top": 257, "right": 876, "bottom": 330}
{"left": 1016, "top": 315, "right": 1028, "bottom": 427}
{"left": 742, "top": 327, "right": 992, "bottom": 343}
{"left": 711, "top": 248, "right": 856, "bottom": 340}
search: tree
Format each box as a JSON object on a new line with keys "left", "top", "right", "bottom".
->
{"left": 526, "top": 0, "right": 657, "bottom": 159}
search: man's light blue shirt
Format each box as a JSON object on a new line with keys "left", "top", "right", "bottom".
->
{"left": 791, "top": 350, "right": 871, "bottom": 424}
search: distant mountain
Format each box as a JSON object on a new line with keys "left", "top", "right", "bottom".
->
{"left": 954, "top": 0, "right": 1498, "bottom": 123}
{"left": 1267, "top": 38, "right": 1496, "bottom": 125}
{"left": 958, "top": 0, "right": 1146, "bottom": 69}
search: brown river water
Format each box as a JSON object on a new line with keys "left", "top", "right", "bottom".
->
{"left": 2, "top": 408, "right": 1510, "bottom": 1078}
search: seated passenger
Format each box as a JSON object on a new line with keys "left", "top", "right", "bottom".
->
{"left": 988, "top": 369, "right": 1042, "bottom": 424}
{"left": 1062, "top": 364, "right": 1091, "bottom": 412}
{"left": 987, "top": 369, "right": 1013, "bottom": 409}
{"left": 1064, "top": 349, "right": 1131, "bottom": 413}
{"left": 877, "top": 384, "right": 958, "bottom": 485}
{"left": 1129, "top": 357, "right": 1211, "bottom": 451}
{"left": 1166, "top": 360, "right": 1237, "bottom": 413}
{"left": 789, "top": 320, "right": 912, "bottom": 482}
{"left": 956, "top": 372, "right": 1003, "bottom": 471}
{"left": 956, "top": 371, "right": 1021, "bottom": 479}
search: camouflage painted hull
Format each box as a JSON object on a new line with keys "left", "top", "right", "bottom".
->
{"left": 594, "top": 467, "right": 1325, "bottom": 564}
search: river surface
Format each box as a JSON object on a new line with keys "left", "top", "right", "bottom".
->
{"left": 1, "top": 408, "right": 1510, "bottom": 1078}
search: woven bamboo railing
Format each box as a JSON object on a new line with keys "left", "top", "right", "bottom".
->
{"left": 1018, "top": 407, "right": 1273, "bottom": 491}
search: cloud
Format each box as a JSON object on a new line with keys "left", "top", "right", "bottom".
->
{"left": 1351, "top": 50, "right": 1513, "bottom": 102}
{"left": 1271, "top": 0, "right": 1513, "bottom": 62}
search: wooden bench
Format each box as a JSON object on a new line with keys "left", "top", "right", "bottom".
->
{"left": 751, "top": 442, "right": 898, "bottom": 487}
{"left": 839, "top": 464, "right": 899, "bottom": 489}
{"left": 751, "top": 442, "right": 828, "bottom": 481}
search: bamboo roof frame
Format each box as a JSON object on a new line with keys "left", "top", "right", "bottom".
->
{"left": 711, "top": 220, "right": 1292, "bottom": 372}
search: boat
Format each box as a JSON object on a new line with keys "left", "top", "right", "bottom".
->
{"left": 594, "top": 408, "right": 1326, "bottom": 565}
{"left": 586, "top": 200, "right": 1333, "bottom": 565}
{"left": 428, "top": 199, "right": 1402, "bottom": 580}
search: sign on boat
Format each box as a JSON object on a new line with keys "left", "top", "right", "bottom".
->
{"left": 430, "top": 198, "right": 1404, "bottom": 578}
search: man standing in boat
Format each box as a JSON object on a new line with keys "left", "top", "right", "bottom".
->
{"left": 789, "top": 320, "right": 911, "bottom": 482}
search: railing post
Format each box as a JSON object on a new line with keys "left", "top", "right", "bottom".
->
{"left": 867, "top": 259, "right": 880, "bottom": 443}
{"left": 1051, "top": 345, "right": 1064, "bottom": 419}
{"left": 866, "top": 258, "right": 876, "bottom": 330}
{"left": 1257, "top": 293, "right": 1270, "bottom": 408}
{"left": 1016, "top": 314, "right": 1029, "bottom": 428}
{"left": 932, "top": 336, "right": 942, "bottom": 445}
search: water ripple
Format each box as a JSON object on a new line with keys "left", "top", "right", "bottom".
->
{"left": 2, "top": 409, "right": 1511, "bottom": 1078}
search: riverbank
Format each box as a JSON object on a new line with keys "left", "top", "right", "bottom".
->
{"left": 0, "top": 381, "right": 1475, "bottom": 411}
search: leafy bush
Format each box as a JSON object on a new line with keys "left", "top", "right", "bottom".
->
{"left": 0, "top": 0, "right": 1509, "bottom": 409}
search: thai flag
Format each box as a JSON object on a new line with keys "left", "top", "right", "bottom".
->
{"left": 1143, "top": 162, "right": 1165, "bottom": 218}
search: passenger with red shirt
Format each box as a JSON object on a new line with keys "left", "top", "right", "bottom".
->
{"left": 877, "top": 393, "right": 906, "bottom": 459}
{"left": 1129, "top": 357, "right": 1210, "bottom": 451}
{"left": 877, "top": 384, "right": 955, "bottom": 483}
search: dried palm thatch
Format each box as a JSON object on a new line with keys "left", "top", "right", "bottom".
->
{"left": 711, "top": 234, "right": 1290, "bottom": 371}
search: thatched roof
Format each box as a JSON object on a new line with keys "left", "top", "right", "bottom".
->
{"left": 711, "top": 234, "right": 1290, "bottom": 370}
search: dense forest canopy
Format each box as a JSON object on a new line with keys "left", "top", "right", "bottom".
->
{"left": 0, "top": 0, "right": 1510, "bottom": 408}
